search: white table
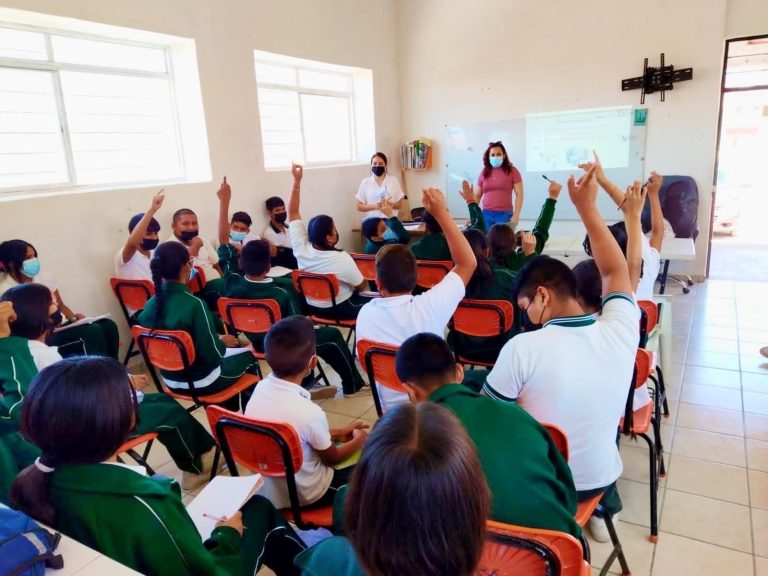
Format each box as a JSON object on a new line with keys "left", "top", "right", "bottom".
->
{"left": 657, "top": 238, "right": 696, "bottom": 294}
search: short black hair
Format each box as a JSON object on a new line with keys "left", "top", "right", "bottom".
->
{"left": 421, "top": 211, "right": 443, "bottom": 234}
{"left": 1, "top": 284, "right": 53, "bottom": 340}
{"left": 584, "top": 221, "right": 627, "bottom": 257}
{"left": 307, "top": 215, "right": 338, "bottom": 251}
{"left": 231, "top": 211, "right": 252, "bottom": 227}
{"left": 128, "top": 213, "right": 161, "bottom": 234}
{"left": 375, "top": 244, "right": 417, "bottom": 293}
{"left": 572, "top": 258, "right": 602, "bottom": 312}
{"left": 0, "top": 239, "right": 36, "bottom": 279}
{"left": 264, "top": 316, "right": 316, "bottom": 378}
{"left": 515, "top": 255, "right": 580, "bottom": 302}
{"left": 396, "top": 333, "right": 456, "bottom": 388}
{"left": 371, "top": 152, "right": 388, "bottom": 165}
{"left": 172, "top": 208, "right": 196, "bottom": 223}
{"left": 240, "top": 240, "right": 271, "bottom": 277}
{"left": 265, "top": 196, "right": 285, "bottom": 211}
{"left": 361, "top": 217, "right": 384, "bottom": 241}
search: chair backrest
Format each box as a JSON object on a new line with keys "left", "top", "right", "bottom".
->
{"left": 217, "top": 298, "right": 282, "bottom": 335}
{"left": 634, "top": 348, "right": 653, "bottom": 389}
{"left": 131, "top": 325, "right": 196, "bottom": 371}
{"left": 415, "top": 260, "right": 453, "bottom": 289}
{"left": 451, "top": 299, "right": 515, "bottom": 338}
{"left": 356, "top": 339, "right": 405, "bottom": 415}
{"left": 350, "top": 253, "right": 377, "bottom": 282}
{"left": 543, "top": 423, "right": 569, "bottom": 462}
{"left": 187, "top": 265, "right": 207, "bottom": 293}
{"left": 109, "top": 278, "right": 154, "bottom": 320}
{"left": 477, "top": 520, "right": 588, "bottom": 576}
{"left": 291, "top": 270, "right": 340, "bottom": 305}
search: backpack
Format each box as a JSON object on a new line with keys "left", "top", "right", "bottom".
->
{"left": 0, "top": 507, "right": 63, "bottom": 576}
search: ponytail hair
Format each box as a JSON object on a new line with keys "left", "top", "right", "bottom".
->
{"left": 149, "top": 242, "right": 189, "bottom": 328}
{"left": 307, "top": 215, "right": 340, "bottom": 251}
{"left": 11, "top": 357, "right": 138, "bottom": 525}
{"left": 463, "top": 229, "right": 495, "bottom": 296}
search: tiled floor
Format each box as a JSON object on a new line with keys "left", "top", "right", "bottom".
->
{"left": 135, "top": 279, "right": 768, "bottom": 576}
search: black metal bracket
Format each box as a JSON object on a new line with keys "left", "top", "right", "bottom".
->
{"left": 622, "top": 53, "right": 693, "bottom": 104}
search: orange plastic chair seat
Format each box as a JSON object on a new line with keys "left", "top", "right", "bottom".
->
{"left": 456, "top": 354, "right": 495, "bottom": 368}
{"left": 619, "top": 401, "right": 653, "bottom": 435}
{"left": 119, "top": 432, "right": 159, "bottom": 453}
{"left": 110, "top": 278, "right": 154, "bottom": 311}
{"left": 415, "top": 260, "right": 452, "bottom": 289}
{"left": 575, "top": 493, "right": 602, "bottom": 527}
{"left": 310, "top": 315, "right": 357, "bottom": 328}
{"left": 163, "top": 373, "right": 259, "bottom": 405}
{"left": 281, "top": 504, "right": 333, "bottom": 528}
{"left": 351, "top": 253, "right": 377, "bottom": 282}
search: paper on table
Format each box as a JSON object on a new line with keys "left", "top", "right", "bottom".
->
{"left": 186, "top": 474, "right": 263, "bottom": 538}
{"left": 266, "top": 266, "right": 293, "bottom": 278}
{"left": 53, "top": 314, "right": 111, "bottom": 333}
{"left": 403, "top": 223, "right": 423, "bottom": 231}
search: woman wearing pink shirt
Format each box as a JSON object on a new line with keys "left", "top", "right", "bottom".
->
{"left": 475, "top": 141, "right": 525, "bottom": 228}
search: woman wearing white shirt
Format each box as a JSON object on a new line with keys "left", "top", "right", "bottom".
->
{"left": 356, "top": 152, "right": 405, "bottom": 220}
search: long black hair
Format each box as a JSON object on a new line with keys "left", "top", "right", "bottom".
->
{"left": 488, "top": 224, "right": 516, "bottom": 268}
{"left": 482, "top": 141, "right": 513, "bottom": 178}
{"left": 149, "top": 242, "right": 190, "bottom": 328}
{"left": 1, "top": 284, "right": 54, "bottom": 340}
{"left": 0, "top": 239, "right": 36, "bottom": 283}
{"left": 10, "top": 357, "right": 138, "bottom": 525}
{"left": 307, "top": 215, "right": 340, "bottom": 251}
{"left": 463, "top": 229, "right": 495, "bottom": 297}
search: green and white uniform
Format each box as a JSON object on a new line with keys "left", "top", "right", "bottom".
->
{"left": 410, "top": 202, "right": 485, "bottom": 261}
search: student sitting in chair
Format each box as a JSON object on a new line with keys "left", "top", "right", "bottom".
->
{"left": 398, "top": 333, "right": 580, "bottom": 537}
{"left": 3, "top": 283, "right": 218, "bottom": 491}
{"left": 10, "top": 356, "right": 306, "bottom": 576}
{"left": 215, "top": 176, "right": 260, "bottom": 275}
{"left": 244, "top": 316, "right": 369, "bottom": 510}
{"left": 137, "top": 242, "right": 258, "bottom": 410}
{"left": 295, "top": 402, "right": 490, "bottom": 576}
{"left": 263, "top": 196, "right": 298, "bottom": 269}
{"left": 287, "top": 163, "right": 370, "bottom": 320}
{"left": 360, "top": 199, "right": 410, "bottom": 254}
{"left": 223, "top": 240, "right": 366, "bottom": 396}
{"left": 356, "top": 187, "right": 476, "bottom": 411}
{"left": 115, "top": 189, "right": 164, "bottom": 282}
{"left": 488, "top": 179, "right": 562, "bottom": 273}
{"left": 483, "top": 165, "right": 638, "bottom": 543}
{"left": 410, "top": 180, "right": 485, "bottom": 261}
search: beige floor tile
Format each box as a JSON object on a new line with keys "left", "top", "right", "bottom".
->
{"left": 322, "top": 411, "right": 357, "bottom": 429}
{"left": 745, "top": 391, "right": 768, "bottom": 416}
{"left": 679, "top": 383, "right": 742, "bottom": 411}
{"left": 664, "top": 455, "right": 749, "bottom": 505}
{"left": 683, "top": 365, "right": 742, "bottom": 389}
{"left": 757, "top": 556, "right": 768, "bottom": 576}
{"left": 686, "top": 350, "right": 741, "bottom": 371}
{"left": 585, "top": 520, "right": 655, "bottom": 576}
{"left": 615, "top": 478, "right": 658, "bottom": 529}
{"left": 750, "top": 469, "right": 768, "bottom": 511}
{"left": 676, "top": 402, "right": 744, "bottom": 436}
{"left": 671, "top": 427, "right": 746, "bottom": 467}
{"left": 687, "top": 337, "right": 740, "bottom": 355}
{"left": 748, "top": 439, "right": 768, "bottom": 472}
{"left": 754, "top": 508, "right": 768, "bottom": 559}
{"left": 660, "top": 490, "right": 752, "bottom": 552}
{"left": 691, "top": 325, "right": 739, "bottom": 341}
{"left": 747, "top": 413, "right": 768, "bottom": 442}
{"left": 743, "top": 373, "right": 768, "bottom": 394}
{"left": 619, "top": 444, "right": 665, "bottom": 486}
{"left": 320, "top": 394, "right": 374, "bottom": 418}
{"left": 742, "top": 356, "right": 768, "bottom": 376}
{"left": 652, "top": 532, "right": 753, "bottom": 576}
{"left": 359, "top": 405, "right": 380, "bottom": 424}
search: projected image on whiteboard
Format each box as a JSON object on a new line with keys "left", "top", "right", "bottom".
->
{"left": 525, "top": 106, "right": 632, "bottom": 172}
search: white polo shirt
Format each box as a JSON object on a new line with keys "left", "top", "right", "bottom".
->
{"left": 263, "top": 223, "right": 291, "bottom": 249}
{"left": 356, "top": 271, "right": 465, "bottom": 410}
{"left": 356, "top": 175, "right": 405, "bottom": 220}
{"left": 114, "top": 248, "right": 153, "bottom": 282}
{"left": 165, "top": 235, "right": 221, "bottom": 281}
{"left": 289, "top": 219, "right": 363, "bottom": 308}
{"left": 636, "top": 235, "right": 661, "bottom": 302}
{"left": 28, "top": 339, "right": 62, "bottom": 370}
{"left": 244, "top": 373, "right": 334, "bottom": 508}
{"left": 484, "top": 292, "right": 639, "bottom": 491}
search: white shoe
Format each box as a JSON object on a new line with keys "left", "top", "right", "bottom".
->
{"left": 588, "top": 513, "right": 619, "bottom": 543}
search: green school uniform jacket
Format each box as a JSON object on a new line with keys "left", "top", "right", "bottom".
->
{"left": 0, "top": 336, "right": 37, "bottom": 434}
{"left": 431, "top": 384, "right": 581, "bottom": 538}
{"left": 295, "top": 536, "right": 364, "bottom": 576}
{"left": 495, "top": 198, "right": 557, "bottom": 272}
{"left": 49, "top": 463, "right": 242, "bottom": 575}
{"left": 362, "top": 217, "right": 411, "bottom": 254}
{"left": 411, "top": 202, "right": 486, "bottom": 261}
{"left": 217, "top": 244, "right": 240, "bottom": 275}
{"left": 137, "top": 282, "right": 225, "bottom": 382}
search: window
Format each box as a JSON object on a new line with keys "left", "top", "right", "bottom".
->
{"left": 254, "top": 50, "right": 375, "bottom": 170}
{"left": 0, "top": 19, "right": 208, "bottom": 194}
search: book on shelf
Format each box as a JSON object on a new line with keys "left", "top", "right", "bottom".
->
{"left": 400, "top": 138, "right": 432, "bottom": 170}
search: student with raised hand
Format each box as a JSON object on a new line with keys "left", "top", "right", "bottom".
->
{"left": 0, "top": 239, "right": 120, "bottom": 359}
{"left": 10, "top": 356, "right": 306, "bottom": 576}
{"left": 245, "top": 317, "right": 369, "bottom": 509}
{"left": 223, "top": 240, "right": 366, "bottom": 396}
{"left": 356, "top": 187, "right": 477, "bottom": 411}
{"left": 263, "top": 196, "right": 298, "bottom": 269}
{"left": 215, "top": 176, "right": 261, "bottom": 275}
{"left": 288, "top": 163, "right": 370, "bottom": 320}
{"left": 295, "top": 402, "right": 490, "bottom": 576}
{"left": 410, "top": 180, "right": 485, "bottom": 261}
{"left": 360, "top": 198, "right": 411, "bottom": 254}
{"left": 488, "top": 178, "right": 562, "bottom": 272}
{"left": 137, "top": 242, "right": 258, "bottom": 410}
{"left": 115, "top": 189, "right": 164, "bottom": 282}
{"left": 3, "top": 283, "right": 219, "bottom": 491}
{"left": 483, "top": 165, "right": 638, "bottom": 543}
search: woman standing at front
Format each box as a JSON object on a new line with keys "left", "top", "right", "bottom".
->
{"left": 355, "top": 152, "right": 405, "bottom": 220}
{"left": 475, "top": 141, "right": 525, "bottom": 228}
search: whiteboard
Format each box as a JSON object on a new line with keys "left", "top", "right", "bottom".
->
{"left": 444, "top": 106, "right": 647, "bottom": 220}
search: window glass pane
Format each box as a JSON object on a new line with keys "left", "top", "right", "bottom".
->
{"left": 298, "top": 69, "right": 350, "bottom": 93}
{"left": 300, "top": 94, "right": 351, "bottom": 163}
{"left": 60, "top": 71, "right": 182, "bottom": 184}
{"left": 255, "top": 62, "right": 296, "bottom": 86}
{"left": 0, "top": 68, "right": 69, "bottom": 189}
{"left": 0, "top": 27, "right": 47, "bottom": 60}
{"left": 257, "top": 88, "right": 303, "bottom": 168}
{"left": 52, "top": 35, "right": 167, "bottom": 73}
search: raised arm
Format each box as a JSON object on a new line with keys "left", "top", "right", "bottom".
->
{"left": 646, "top": 171, "right": 664, "bottom": 251}
{"left": 579, "top": 150, "right": 625, "bottom": 207}
{"left": 287, "top": 163, "right": 303, "bottom": 222}
{"left": 423, "top": 188, "right": 477, "bottom": 286}
{"left": 461, "top": 180, "right": 486, "bottom": 233}
{"left": 620, "top": 181, "right": 647, "bottom": 293}
{"left": 216, "top": 177, "right": 231, "bottom": 246}
{"left": 121, "top": 190, "right": 164, "bottom": 263}
{"left": 568, "top": 166, "right": 632, "bottom": 297}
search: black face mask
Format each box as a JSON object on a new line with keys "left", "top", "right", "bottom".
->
{"left": 141, "top": 238, "right": 159, "bottom": 251}
{"left": 520, "top": 300, "right": 543, "bottom": 332}
{"left": 274, "top": 212, "right": 287, "bottom": 224}
{"left": 49, "top": 310, "right": 63, "bottom": 329}
{"left": 179, "top": 230, "right": 199, "bottom": 242}
{"left": 371, "top": 166, "right": 386, "bottom": 177}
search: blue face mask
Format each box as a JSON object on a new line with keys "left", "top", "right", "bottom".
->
{"left": 188, "top": 265, "right": 198, "bottom": 282}
{"left": 489, "top": 156, "right": 504, "bottom": 169}
{"left": 22, "top": 258, "right": 40, "bottom": 278}
{"left": 229, "top": 230, "right": 247, "bottom": 243}
{"left": 382, "top": 228, "right": 399, "bottom": 242}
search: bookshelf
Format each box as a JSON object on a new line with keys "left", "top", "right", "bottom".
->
{"left": 400, "top": 138, "right": 432, "bottom": 171}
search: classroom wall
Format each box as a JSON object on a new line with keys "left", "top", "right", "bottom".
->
{"left": 0, "top": 0, "right": 402, "bottom": 350}
{"left": 396, "top": 0, "right": 740, "bottom": 279}
{"left": 726, "top": 0, "right": 768, "bottom": 38}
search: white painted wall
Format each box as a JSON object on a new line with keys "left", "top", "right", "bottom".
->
{"left": 726, "top": 0, "right": 768, "bottom": 38}
{"left": 0, "top": 0, "right": 402, "bottom": 351}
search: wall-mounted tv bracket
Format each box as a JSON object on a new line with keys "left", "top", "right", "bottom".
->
{"left": 622, "top": 53, "right": 693, "bottom": 104}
